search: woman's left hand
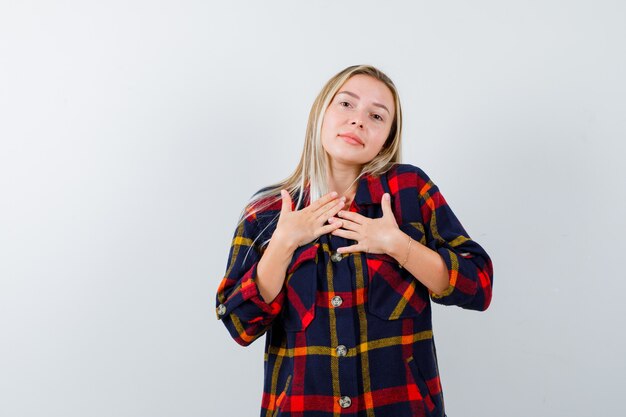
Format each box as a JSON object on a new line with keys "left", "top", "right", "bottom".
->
{"left": 329, "top": 193, "right": 399, "bottom": 255}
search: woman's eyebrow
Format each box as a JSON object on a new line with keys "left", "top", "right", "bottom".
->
{"left": 336, "top": 91, "right": 390, "bottom": 115}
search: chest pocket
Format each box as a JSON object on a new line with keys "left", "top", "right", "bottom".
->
{"left": 366, "top": 210, "right": 430, "bottom": 320}
{"left": 366, "top": 255, "right": 428, "bottom": 320}
{"left": 279, "top": 242, "right": 320, "bottom": 332}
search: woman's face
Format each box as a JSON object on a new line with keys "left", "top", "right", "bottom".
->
{"left": 321, "top": 74, "right": 395, "bottom": 168}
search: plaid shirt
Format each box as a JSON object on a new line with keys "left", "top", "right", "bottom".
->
{"left": 216, "top": 163, "right": 494, "bottom": 417}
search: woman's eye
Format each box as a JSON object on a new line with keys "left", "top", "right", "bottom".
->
{"left": 372, "top": 114, "right": 383, "bottom": 121}
{"left": 339, "top": 101, "right": 351, "bottom": 108}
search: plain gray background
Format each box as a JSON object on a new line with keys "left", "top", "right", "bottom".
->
{"left": 1, "top": 1, "right": 624, "bottom": 416}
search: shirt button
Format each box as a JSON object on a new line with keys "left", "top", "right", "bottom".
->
{"left": 338, "top": 396, "right": 352, "bottom": 408}
{"left": 331, "top": 251, "right": 343, "bottom": 262}
{"left": 216, "top": 303, "right": 226, "bottom": 317}
{"left": 336, "top": 345, "right": 347, "bottom": 357}
{"left": 331, "top": 295, "right": 343, "bottom": 307}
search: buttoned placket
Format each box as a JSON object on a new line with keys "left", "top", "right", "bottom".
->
{"left": 326, "top": 229, "right": 359, "bottom": 412}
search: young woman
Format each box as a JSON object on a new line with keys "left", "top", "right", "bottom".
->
{"left": 216, "top": 64, "right": 494, "bottom": 417}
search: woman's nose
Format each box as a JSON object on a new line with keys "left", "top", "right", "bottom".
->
{"left": 351, "top": 119, "right": 364, "bottom": 128}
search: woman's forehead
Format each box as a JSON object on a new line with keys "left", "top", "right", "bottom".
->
{"left": 337, "top": 75, "right": 395, "bottom": 114}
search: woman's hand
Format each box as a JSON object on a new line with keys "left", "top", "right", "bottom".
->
{"left": 330, "top": 193, "right": 400, "bottom": 255}
{"left": 272, "top": 189, "right": 346, "bottom": 252}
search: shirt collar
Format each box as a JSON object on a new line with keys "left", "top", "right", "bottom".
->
{"left": 354, "top": 171, "right": 385, "bottom": 206}
{"left": 298, "top": 171, "right": 384, "bottom": 207}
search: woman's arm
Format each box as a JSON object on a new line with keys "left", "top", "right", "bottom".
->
{"left": 386, "top": 229, "right": 450, "bottom": 295}
{"left": 216, "top": 214, "right": 291, "bottom": 346}
{"left": 412, "top": 168, "right": 494, "bottom": 311}
{"left": 255, "top": 233, "right": 297, "bottom": 303}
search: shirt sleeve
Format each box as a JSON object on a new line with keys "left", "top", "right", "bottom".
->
{"left": 215, "top": 209, "right": 286, "bottom": 346}
{"left": 416, "top": 167, "right": 494, "bottom": 311}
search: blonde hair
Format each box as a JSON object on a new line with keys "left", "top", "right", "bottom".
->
{"left": 236, "top": 64, "right": 403, "bottom": 252}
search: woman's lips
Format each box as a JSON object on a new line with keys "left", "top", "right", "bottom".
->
{"left": 338, "top": 134, "right": 364, "bottom": 146}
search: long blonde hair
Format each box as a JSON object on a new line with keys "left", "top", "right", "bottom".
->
{"left": 236, "top": 64, "right": 404, "bottom": 252}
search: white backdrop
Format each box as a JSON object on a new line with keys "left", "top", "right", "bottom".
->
{"left": 1, "top": 1, "right": 624, "bottom": 416}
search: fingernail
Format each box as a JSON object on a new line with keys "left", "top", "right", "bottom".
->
{"left": 328, "top": 217, "right": 334, "bottom": 223}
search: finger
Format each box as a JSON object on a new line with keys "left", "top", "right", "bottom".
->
{"left": 307, "top": 191, "right": 339, "bottom": 212}
{"left": 319, "top": 220, "right": 343, "bottom": 236}
{"left": 280, "top": 189, "right": 292, "bottom": 214}
{"left": 381, "top": 193, "right": 393, "bottom": 217}
{"left": 334, "top": 216, "right": 358, "bottom": 231}
{"left": 330, "top": 227, "right": 358, "bottom": 241}
{"left": 381, "top": 193, "right": 399, "bottom": 226}
{"left": 336, "top": 243, "right": 363, "bottom": 254}
{"left": 336, "top": 209, "right": 363, "bottom": 225}
{"left": 316, "top": 197, "right": 346, "bottom": 222}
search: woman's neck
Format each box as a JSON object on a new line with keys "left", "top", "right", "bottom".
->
{"left": 326, "top": 161, "right": 361, "bottom": 205}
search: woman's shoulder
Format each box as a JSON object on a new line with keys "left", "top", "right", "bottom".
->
{"left": 235, "top": 186, "right": 280, "bottom": 226}
{"left": 387, "top": 162, "right": 434, "bottom": 186}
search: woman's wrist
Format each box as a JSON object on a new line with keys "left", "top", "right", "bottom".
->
{"left": 386, "top": 229, "right": 410, "bottom": 262}
{"left": 270, "top": 228, "right": 299, "bottom": 255}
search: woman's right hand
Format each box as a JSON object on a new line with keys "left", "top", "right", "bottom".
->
{"left": 273, "top": 189, "right": 346, "bottom": 251}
